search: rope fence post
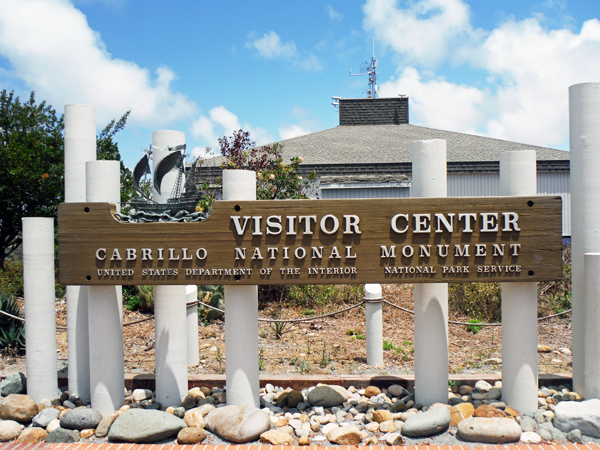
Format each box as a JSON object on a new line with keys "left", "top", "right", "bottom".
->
{"left": 365, "top": 284, "right": 384, "bottom": 366}
{"left": 187, "top": 285, "right": 200, "bottom": 367}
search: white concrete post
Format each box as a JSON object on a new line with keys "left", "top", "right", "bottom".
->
{"left": 64, "top": 104, "right": 96, "bottom": 402}
{"left": 570, "top": 83, "right": 600, "bottom": 396}
{"left": 412, "top": 139, "right": 448, "bottom": 406}
{"left": 223, "top": 170, "right": 260, "bottom": 407}
{"left": 187, "top": 285, "right": 200, "bottom": 367}
{"left": 86, "top": 161, "right": 124, "bottom": 415}
{"left": 584, "top": 253, "right": 600, "bottom": 398}
{"left": 155, "top": 285, "right": 188, "bottom": 406}
{"left": 365, "top": 284, "right": 384, "bottom": 366}
{"left": 22, "top": 218, "right": 58, "bottom": 402}
{"left": 500, "top": 150, "right": 538, "bottom": 414}
{"left": 151, "top": 130, "right": 190, "bottom": 405}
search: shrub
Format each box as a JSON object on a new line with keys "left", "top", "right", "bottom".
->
{"left": 0, "top": 292, "right": 25, "bottom": 353}
{"left": 122, "top": 285, "right": 154, "bottom": 312}
{"left": 449, "top": 282, "right": 501, "bottom": 322}
{"left": 199, "top": 285, "right": 224, "bottom": 323}
{"left": 0, "top": 261, "right": 24, "bottom": 298}
{"left": 285, "top": 284, "right": 364, "bottom": 308}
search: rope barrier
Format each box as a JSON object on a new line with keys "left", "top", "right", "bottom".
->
{"left": 382, "top": 299, "right": 572, "bottom": 326}
{"left": 2, "top": 295, "right": 573, "bottom": 330}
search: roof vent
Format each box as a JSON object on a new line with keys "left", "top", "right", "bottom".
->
{"left": 339, "top": 97, "right": 409, "bottom": 126}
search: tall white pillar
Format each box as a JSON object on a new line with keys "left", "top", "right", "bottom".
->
{"left": 151, "top": 130, "right": 190, "bottom": 405}
{"left": 155, "top": 285, "right": 188, "bottom": 406}
{"left": 365, "top": 284, "right": 383, "bottom": 366}
{"left": 500, "top": 150, "right": 538, "bottom": 414}
{"left": 412, "top": 139, "right": 448, "bottom": 406}
{"left": 187, "top": 285, "right": 200, "bottom": 367}
{"left": 86, "top": 161, "right": 124, "bottom": 415}
{"left": 64, "top": 104, "right": 96, "bottom": 402}
{"left": 223, "top": 170, "right": 259, "bottom": 407}
{"left": 22, "top": 218, "right": 58, "bottom": 402}
{"left": 584, "top": 253, "right": 600, "bottom": 398}
{"left": 570, "top": 83, "right": 600, "bottom": 396}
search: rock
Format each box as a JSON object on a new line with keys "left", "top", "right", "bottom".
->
{"left": 487, "top": 387, "right": 502, "bottom": 400}
{"left": 95, "top": 412, "right": 118, "bottom": 438}
{"left": 554, "top": 398, "right": 600, "bottom": 437}
{"left": 326, "top": 424, "right": 363, "bottom": 445}
{"left": 46, "top": 419, "right": 61, "bottom": 433}
{"left": 188, "top": 388, "right": 206, "bottom": 401}
{"left": 566, "top": 429, "right": 583, "bottom": 443}
{"left": 131, "top": 389, "right": 152, "bottom": 402}
{"left": 475, "top": 380, "right": 493, "bottom": 392}
{"left": 373, "top": 409, "right": 393, "bottom": 423}
{"left": 402, "top": 404, "right": 451, "bottom": 437}
{"left": 0, "top": 420, "right": 24, "bottom": 442}
{"left": 45, "top": 427, "right": 80, "bottom": 443}
{"left": 260, "top": 429, "right": 294, "bottom": 445}
{"left": 0, "top": 394, "right": 38, "bottom": 422}
{"left": 60, "top": 408, "right": 102, "bottom": 430}
{"left": 108, "top": 409, "right": 187, "bottom": 443}
{"left": 459, "top": 385, "right": 473, "bottom": 395}
{"left": 205, "top": 405, "right": 270, "bottom": 443}
{"left": 520, "top": 431, "right": 542, "bottom": 443}
{"left": 32, "top": 407, "right": 60, "bottom": 427}
{"left": 474, "top": 405, "right": 505, "bottom": 418}
{"left": 538, "top": 428, "right": 553, "bottom": 441}
{"left": 384, "top": 432, "right": 403, "bottom": 445}
{"left": 298, "top": 435, "right": 310, "bottom": 445}
{"left": 388, "top": 385, "right": 408, "bottom": 398}
{"left": 379, "top": 420, "right": 397, "bottom": 433}
{"left": 365, "top": 386, "right": 381, "bottom": 397}
{"left": 16, "top": 427, "right": 48, "bottom": 443}
{"left": 538, "top": 345, "right": 552, "bottom": 353}
{"left": 177, "top": 427, "right": 208, "bottom": 444}
{"left": 520, "top": 416, "right": 537, "bottom": 432}
{"left": 320, "top": 422, "right": 337, "bottom": 434}
{"left": 364, "top": 421, "right": 379, "bottom": 432}
{"left": 307, "top": 384, "right": 348, "bottom": 407}
{"left": 458, "top": 417, "right": 521, "bottom": 443}
{"left": 63, "top": 400, "right": 76, "bottom": 409}
{"left": 0, "top": 372, "right": 26, "bottom": 396}
{"left": 181, "top": 393, "right": 197, "bottom": 410}
{"left": 184, "top": 404, "right": 214, "bottom": 428}
{"left": 504, "top": 406, "right": 520, "bottom": 418}
{"left": 450, "top": 402, "right": 475, "bottom": 426}
{"left": 287, "top": 390, "right": 304, "bottom": 408}
{"left": 80, "top": 429, "right": 95, "bottom": 439}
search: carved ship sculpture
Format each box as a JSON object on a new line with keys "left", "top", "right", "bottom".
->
{"left": 121, "top": 144, "right": 204, "bottom": 222}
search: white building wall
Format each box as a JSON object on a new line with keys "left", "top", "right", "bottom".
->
{"left": 320, "top": 172, "right": 570, "bottom": 235}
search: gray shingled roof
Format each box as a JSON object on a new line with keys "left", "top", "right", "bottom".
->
{"left": 276, "top": 124, "right": 569, "bottom": 164}
{"left": 200, "top": 123, "right": 569, "bottom": 168}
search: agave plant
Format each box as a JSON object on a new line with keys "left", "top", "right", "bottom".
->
{"left": 0, "top": 291, "right": 22, "bottom": 329}
{"left": 0, "top": 324, "right": 25, "bottom": 354}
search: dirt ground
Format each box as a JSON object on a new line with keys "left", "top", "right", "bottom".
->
{"left": 1, "top": 284, "right": 572, "bottom": 378}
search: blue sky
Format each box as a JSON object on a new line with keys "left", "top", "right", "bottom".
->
{"left": 0, "top": 0, "right": 599, "bottom": 169}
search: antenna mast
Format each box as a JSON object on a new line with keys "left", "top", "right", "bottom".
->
{"left": 349, "top": 36, "right": 378, "bottom": 98}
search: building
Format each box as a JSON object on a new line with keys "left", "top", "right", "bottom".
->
{"left": 197, "top": 97, "right": 570, "bottom": 235}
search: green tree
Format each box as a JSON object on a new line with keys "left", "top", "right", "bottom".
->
{"left": 0, "top": 90, "right": 64, "bottom": 268}
{"left": 96, "top": 111, "right": 136, "bottom": 204}
{"left": 0, "top": 89, "right": 132, "bottom": 269}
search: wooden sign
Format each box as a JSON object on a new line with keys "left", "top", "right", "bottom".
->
{"left": 58, "top": 196, "right": 563, "bottom": 286}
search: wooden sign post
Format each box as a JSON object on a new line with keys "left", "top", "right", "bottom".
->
{"left": 58, "top": 196, "right": 563, "bottom": 286}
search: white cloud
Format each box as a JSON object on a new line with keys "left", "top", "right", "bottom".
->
{"left": 245, "top": 31, "right": 297, "bottom": 59}
{"left": 364, "top": 0, "right": 600, "bottom": 149}
{"left": 190, "top": 106, "right": 274, "bottom": 151}
{"left": 326, "top": 5, "right": 343, "bottom": 22}
{"left": 245, "top": 30, "right": 322, "bottom": 72}
{"left": 379, "top": 67, "right": 484, "bottom": 134}
{"left": 279, "top": 125, "right": 311, "bottom": 140}
{"left": 363, "top": 0, "right": 479, "bottom": 67}
{"left": 0, "top": 0, "right": 196, "bottom": 127}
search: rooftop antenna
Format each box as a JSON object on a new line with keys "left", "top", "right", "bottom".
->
{"left": 349, "top": 36, "right": 378, "bottom": 98}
